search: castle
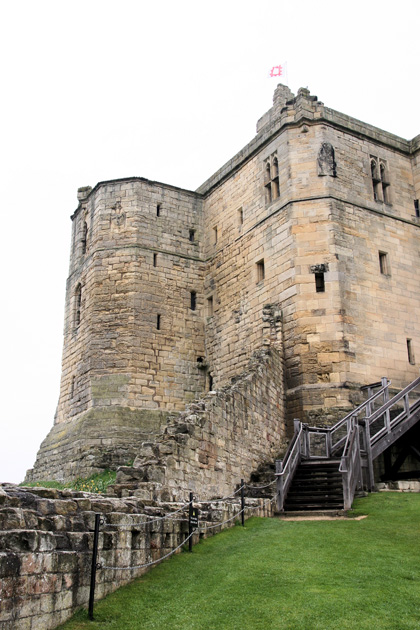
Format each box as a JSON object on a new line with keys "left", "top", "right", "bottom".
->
{"left": 26, "top": 85, "right": 420, "bottom": 498}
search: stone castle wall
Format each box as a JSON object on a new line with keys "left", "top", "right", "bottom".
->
{"left": 199, "top": 87, "right": 420, "bottom": 425}
{"left": 27, "top": 85, "right": 420, "bottom": 483}
{"left": 0, "top": 484, "right": 272, "bottom": 630}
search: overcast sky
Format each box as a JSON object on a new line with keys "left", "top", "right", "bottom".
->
{"left": 1, "top": 0, "right": 419, "bottom": 484}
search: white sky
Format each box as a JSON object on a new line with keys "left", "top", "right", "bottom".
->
{"left": 1, "top": 0, "right": 419, "bottom": 484}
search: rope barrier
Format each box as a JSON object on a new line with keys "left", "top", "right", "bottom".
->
{"left": 105, "top": 501, "right": 192, "bottom": 528}
{"left": 99, "top": 531, "right": 195, "bottom": 571}
{"left": 88, "top": 483, "right": 277, "bottom": 619}
{"left": 198, "top": 485, "right": 245, "bottom": 503}
{"left": 245, "top": 478, "right": 277, "bottom": 490}
{"left": 199, "top": 506, "right": 245, "bottom": 530}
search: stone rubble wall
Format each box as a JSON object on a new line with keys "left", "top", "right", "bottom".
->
{"left": 0, "top": 484, "right": 272, "bottom": 630}
{"left": 115, "top": 346, "right": 287, "bottom": 502}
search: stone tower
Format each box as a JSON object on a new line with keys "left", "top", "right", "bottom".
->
{"left": 27, "top": 85, "right": 420, "bottom": 486}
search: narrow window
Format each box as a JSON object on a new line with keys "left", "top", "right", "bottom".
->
{"left": 153, "top": 253, "right": 157, "bottom": 267}
{"left": 70, "top": 376, "right": 76, "bottom": 398}
{"left": 190, "top": 291, "right": 197, "bottom": 311}
{"left": 380, "top": 162, "right": 389, "bottom": 204}
{"left": 208, "top": 373, "right": 213, "bottom": 391}
{"left": 315, "top": 272, "right": 325, "bottom": 293}
{"left": 379, "top": 251, "right": 390, "bottom": 276}
{"left": 207, "top": 296, "right": 214, "bottom": 317}
{"left": 156, "top": 314, "right": 161, "bottom": 330}
{"left": 414, "top": 199, "right": 419, "bottom": 218}
{"left": 213, "top": 226, "right": 218, "bottom": 245}
{"left": 264, "top": 153, "right": 280, "bottom": 204}
{"left": 237, "top": 207, "right": 243, "bottom": 227}
{"left": 407, "top": 339, "right": 415, "bottom": 365}
{"left": 81, "top": 221, "right": 88, "bottom": 255}
{"left": 370, "top": 158, "right": 380, "bottom": 201}
{"left": 272, "top": 157, "right": 280, "bottom": 200}
{"left": 256, "top": 259, "right": 265, "bottom": 283}
{"left": 75, "top": 284, "right": 82, "bottom": 327}
{"left": 156, "top": 204, "right": 161, "bottom": 217}
{"left": 189, "top": 229, "right": 195, "bottom": 242}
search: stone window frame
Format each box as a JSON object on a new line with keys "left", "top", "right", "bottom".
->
{"left": 378, "top": 251, "right": 391, "bottom": 276}
{"left": 407, "top": 338, "right": 415, "bottom": 365}
{"left": 190, "top": 291, "right": 197, "bottom": 311}
{"left": 256, "top": 259, "right": 265, "bottom": 284}
{"left": 70, "top": 375, "right": 76, "bottom": 399}
{"left": 206, "top": 295, "right": 214, "bottom": 318}
{"left": 315, "top": 272, "right": 325, "bottom": 293}
{"left": 74, "top": 283, "right": 82, "bottom": 329}
{"left": 81, "top": 219, "right": 88, "bottom": 255}
{"left": 264, "top": 153, "right": 280, "bottom": 204}
{"left": 310, "top": 263, "right": 328, "bottom": 293}
{"left": 237, "top": 207, "right": 244, "bottom": 229}
{"left": 370, "top": 156, "right": 391, "bottom": 204}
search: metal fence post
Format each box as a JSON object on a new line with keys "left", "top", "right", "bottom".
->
{"left": 188, "top": 492, "right": 194, "bottom": 552}
{"left": 88, "top": 513, "right": 101, "bottom": 621}
{"left": 275, "top": 460, "right": 283, "bottom": 512}
{"left": 241, "top": 478, "right": 245, "bottom": 526}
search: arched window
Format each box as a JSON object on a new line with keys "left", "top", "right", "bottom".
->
{"left": 75, "top": 284, "right": 82, "bottom": 328}
{"left": 264, "top": 153, "right": 280, "bottom": 203}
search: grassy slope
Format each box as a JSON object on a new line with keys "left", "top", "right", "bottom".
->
{"left": 59, "top": 493, "right": 420, "bottom": 630}
{"left": 22, "top": 470, "right": 117, "bottom": 493}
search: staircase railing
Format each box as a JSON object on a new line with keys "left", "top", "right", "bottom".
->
{"left": 276, "top": 378, "right": 390, "bottom": 511}
{"left": 276, "top": 376, "right": 420, "bottom": 512}
{"left": 275, "top": 421, "right": 306, "bottom": 512}
{"left": 339, "top": 416, "right": 362, "bottom": 509}
{"left": 304, "top": 378, "right": 390, "bottom": 459}
{"left": 366, "top": 376, "right": 420, "bottom": 459}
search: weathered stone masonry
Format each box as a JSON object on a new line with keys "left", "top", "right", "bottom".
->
{"left": 27, "top": 84, "right": 420, "bottom": 488}
{"left": 0, "top": 483, "right": 271, "bottom": 630}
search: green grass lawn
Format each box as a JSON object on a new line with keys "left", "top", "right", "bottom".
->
{"left": 59, "top": 492, "right": 420, "bottom": 630}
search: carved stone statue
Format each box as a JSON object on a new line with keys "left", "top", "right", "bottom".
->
{"left": 318, "top": 142, "right": 337, "bottom": 177}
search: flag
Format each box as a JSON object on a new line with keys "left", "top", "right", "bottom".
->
{"left": 269, "top": 65, "right": 283, "bottom": 78}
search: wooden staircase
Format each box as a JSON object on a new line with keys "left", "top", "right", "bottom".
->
{"left": 276, "top": 376, "right": 420, "bottom": 513}
{"left": 283, "top": 460, "right": 343, "bottom": 511}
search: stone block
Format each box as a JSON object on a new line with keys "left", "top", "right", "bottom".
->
{"left": 0, "top": 531, "right": 38, "bottom": 553}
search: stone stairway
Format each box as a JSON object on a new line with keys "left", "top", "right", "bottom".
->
{"left": 283, "top": 459, "right": 344, "bottom": 511}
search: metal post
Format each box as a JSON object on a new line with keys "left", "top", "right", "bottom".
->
{"left": 88, "top": 513, "right": 101, "bottom": 621}
{"left": 241, "top": 479, "right": 245, "bottom": 526}
{"left": 363, "top": 419, "right": 375, "bottom": 492}
{"left": 275, "top": 460, "right": 283, "bottom": 512}
{"left": 188, "top": 492, "right": 193, "bottom": 552}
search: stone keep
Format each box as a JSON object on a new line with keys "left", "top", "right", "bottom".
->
{"left": 27, "top": 85, "right": 420, "bottom": 485}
